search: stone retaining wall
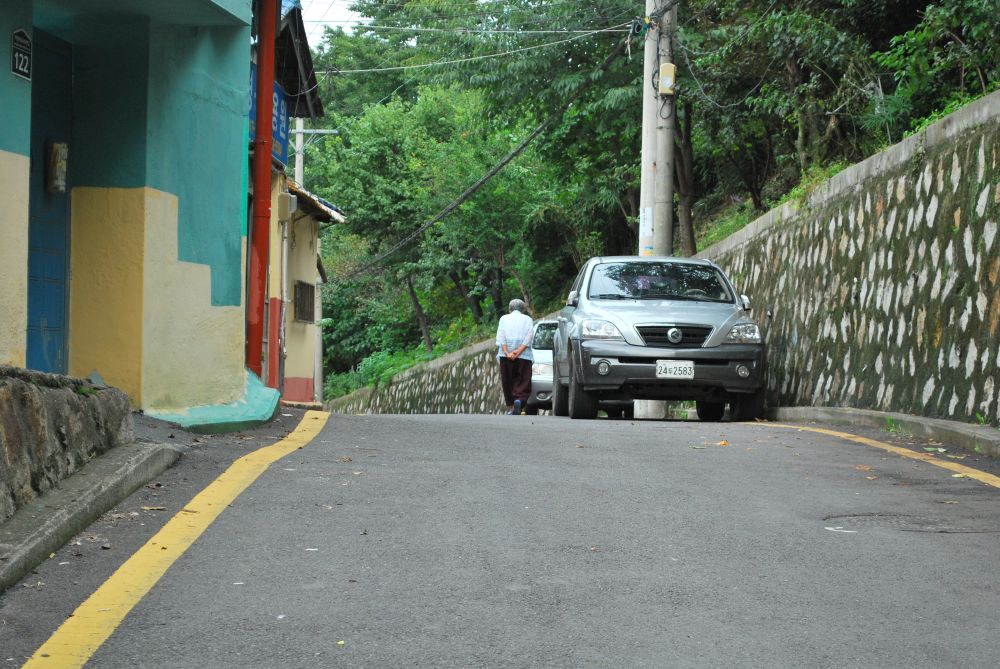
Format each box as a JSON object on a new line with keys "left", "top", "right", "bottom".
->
{"left": 329, "top": 92, "right": 1000, "bottom": 425}
{"left": 328, "top": 341, "right": 507, "bottom": 415}
{"left": 702, "top": 91, "right": 1000, "bottom": 424}
{"left": 0, "top": 366, "right": 134, "bottom": 523}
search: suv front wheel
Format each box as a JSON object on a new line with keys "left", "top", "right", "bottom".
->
{"left": 730, "top": 391, "right": 765, "bottom": 421}
{"left": 696, "top": 400, "right": 725, "bottom": 422}
{"left": 567, "top": 356, "right": 599, "bottom": 419}
{"left": 552, "top": 377, "right": 569, "bottom": 416}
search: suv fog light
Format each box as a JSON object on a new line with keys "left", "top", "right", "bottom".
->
{"left": 596, "top": 360, "right": 612, "bottom": 376}
{"left": 736, "top": 364, "right": 750, "bottom": 378}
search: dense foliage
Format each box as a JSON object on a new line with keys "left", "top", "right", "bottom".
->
{"left": 306, "top": 0, "right": 999, "bottom": 398}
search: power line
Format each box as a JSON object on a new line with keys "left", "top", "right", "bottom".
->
{"left": 303, "top": 6, "right": 633, "bottom": 25}
{"left": 330, "top": 34, "right": 631, "bottom": 286}
{"left": 325, "top": 24, "right": 630, "bottom": 74}
{"left": 306, "top": 0, "right": 622, "bottom": 10}
{"left": 307, "top": 22, "right": 629, "bottom": 34}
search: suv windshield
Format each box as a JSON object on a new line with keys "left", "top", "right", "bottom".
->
{"left": 588, "top": 261, "right": 733, "bottom": 302}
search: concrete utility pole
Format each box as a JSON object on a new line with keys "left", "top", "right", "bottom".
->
{"left": 294, "top": 117, "right": 305, "bottom": 185}
{"left": 289, "top": 125, "right": 339, "bottom": 188}
{"left": 638, "top": 0, "right": 677, "bottom": 258}
{"left": 637, "top": 0, "right": 677, "bottom": 420}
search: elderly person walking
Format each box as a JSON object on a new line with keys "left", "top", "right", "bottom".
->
{"left": 496, "top": 299, "right": 534, "bottom": 415}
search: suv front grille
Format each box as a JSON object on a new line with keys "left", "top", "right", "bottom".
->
{"left": 636, "top": 325, "right": 712, "bottom": 347}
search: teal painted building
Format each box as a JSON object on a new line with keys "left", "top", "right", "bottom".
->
{"left": 0, "top": 0, "right": 260, "bottom": 411}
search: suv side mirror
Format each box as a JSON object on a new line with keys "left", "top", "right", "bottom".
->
{"left": 740, "top": 295, "right": 752, "bottom": 312}
{"left": 566, "top": 290, "right": 579, "bottom": 307}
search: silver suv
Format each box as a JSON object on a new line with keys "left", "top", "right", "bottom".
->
{"left": 552, "top": 256, "right": 766, "bottom": 421}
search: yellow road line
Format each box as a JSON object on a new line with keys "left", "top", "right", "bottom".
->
{"left": 764, "top": 422, "right": 1000, "bottom": 489}
{"left": 24, "top": 410, "right": 331, "bottom": 669}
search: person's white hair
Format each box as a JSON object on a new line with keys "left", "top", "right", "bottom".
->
{"left": 508, "top": 299, "right": 527, "bottom": 313}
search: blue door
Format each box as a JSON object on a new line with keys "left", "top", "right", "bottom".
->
{"left": 27, "top": 31, "right": 72, "bottom": 374}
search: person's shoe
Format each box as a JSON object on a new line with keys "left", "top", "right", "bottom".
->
{"left": 513, "top": 399, "right": 522, "bottom": 415}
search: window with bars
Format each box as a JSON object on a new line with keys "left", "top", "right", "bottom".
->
{"left": 294, "top": 281, "right": 315, "bottom": 323}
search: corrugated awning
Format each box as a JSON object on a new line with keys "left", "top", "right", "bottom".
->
{"left": 287, "top": 179, "right": 345, "bottom": 224}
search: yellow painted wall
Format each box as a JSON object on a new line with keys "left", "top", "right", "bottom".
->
{"left": 69, "top": 188, "right": 145, "bottom": 402}
{"left": 69, "top": 187, "right": 245, "bottom": 411}
{"left": 284, "top": 215, "right": 320, "bottom": 382}
{"left": 141, "top": 188, "right": 245, "bottom": 410}
{"left": 0, "top": 150, "right": 29, "bottom": 367}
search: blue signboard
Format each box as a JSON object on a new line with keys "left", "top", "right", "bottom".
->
{"left": 249, "top": 63, "right": 289, "bottom": 166}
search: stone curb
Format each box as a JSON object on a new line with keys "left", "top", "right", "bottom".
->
{"left": 0, "top": 441, "right": 182, "bottom": 593}
{"left": 768, "top": 406, "right": 1000, "bottom": 459}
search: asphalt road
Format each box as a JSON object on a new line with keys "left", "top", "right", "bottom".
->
{"left": 3, "top": 413, "right": 1000, "bottom": 668}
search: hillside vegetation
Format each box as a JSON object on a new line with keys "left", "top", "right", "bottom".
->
{"left": 304, "top": 0, "right": 999, "bottom": 399}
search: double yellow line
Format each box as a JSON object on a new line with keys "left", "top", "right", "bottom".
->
{"left": 25, "top": 410, "right": 330, "bottom": 668}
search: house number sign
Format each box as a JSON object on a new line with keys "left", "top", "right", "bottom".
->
{"left": 11, "top": 29, "right": 31, "bottom": 81}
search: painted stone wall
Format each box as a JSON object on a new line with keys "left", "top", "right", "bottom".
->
{"left": 702, "top": 92, "right": 1000, "bottom": 425}
{"left": 327, "top": 341, "right": 508, "bottom": 416}
{"left": 328, "top": 93, "right": 1000, "bottom": 425}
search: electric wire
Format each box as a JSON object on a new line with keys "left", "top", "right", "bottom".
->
{"left": 329, "top": 34, "right": 631, "bottom": 286}
{"left": 307, "top": 24, "right": 630, "bottom": 34}
{"left": 324, "top": 24, "right": 630, "bottom": 74}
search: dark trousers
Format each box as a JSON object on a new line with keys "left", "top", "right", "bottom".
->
{"left": 498, "top": 358, "right": 532, "bottom": 406}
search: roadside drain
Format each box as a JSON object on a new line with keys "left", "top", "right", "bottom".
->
{"left": 823, "top": 513, "right": 1000, "bottom": 534}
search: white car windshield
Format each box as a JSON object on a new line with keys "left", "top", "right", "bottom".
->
{"left": 532, "top": 323, "right": 556, "bottom": 350}
{"left": 588, "top": 262, "right": 734, "bottom": 302}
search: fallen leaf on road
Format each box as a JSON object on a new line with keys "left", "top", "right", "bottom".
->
{"left": 854, "top": 465, "right": 872, "bottom": 472}
{"left": 338, "top": 456, "right": 353, "bottom": 463}
{"left": 945, "top": 454, "right": 966, "bottom": 459}
{"left": 717, "top": 440, "right": 729, "bottom": 446}
{"left": 338, "top": 641, "right": 346, "bottom": 647}
{"left": 923, "top": 447, "right": 947, "bottom": 453}
{"left": 866, "top": 476, "right": 878, "bottom": 480}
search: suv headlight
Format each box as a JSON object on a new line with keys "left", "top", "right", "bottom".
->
{"left": 579, "top": 320, "right": 625, "bottom": 340}
{"left": 727, "top": 323, "right": 761, "bottom": 343}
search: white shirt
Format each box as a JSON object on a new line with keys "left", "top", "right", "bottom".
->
{"left": 495, "top": 311, "right": 534, "bottom": 362}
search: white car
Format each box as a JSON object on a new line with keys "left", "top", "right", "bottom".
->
{"left": 523, "top": 320, "right": 556, "bottom": 415}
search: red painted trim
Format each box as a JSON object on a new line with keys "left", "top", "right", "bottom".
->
{"left": 283, "top": 377, "right": 315, "bottom": 403}
{"left": 266, "top": 297, "right": 282, "bottom": 389}
{"left": 247, "top": 0, "right": 277, "bottom": 380}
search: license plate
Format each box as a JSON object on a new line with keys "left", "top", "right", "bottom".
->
{"left": 656, "top": 360, "right": 694, "bottom": 379}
